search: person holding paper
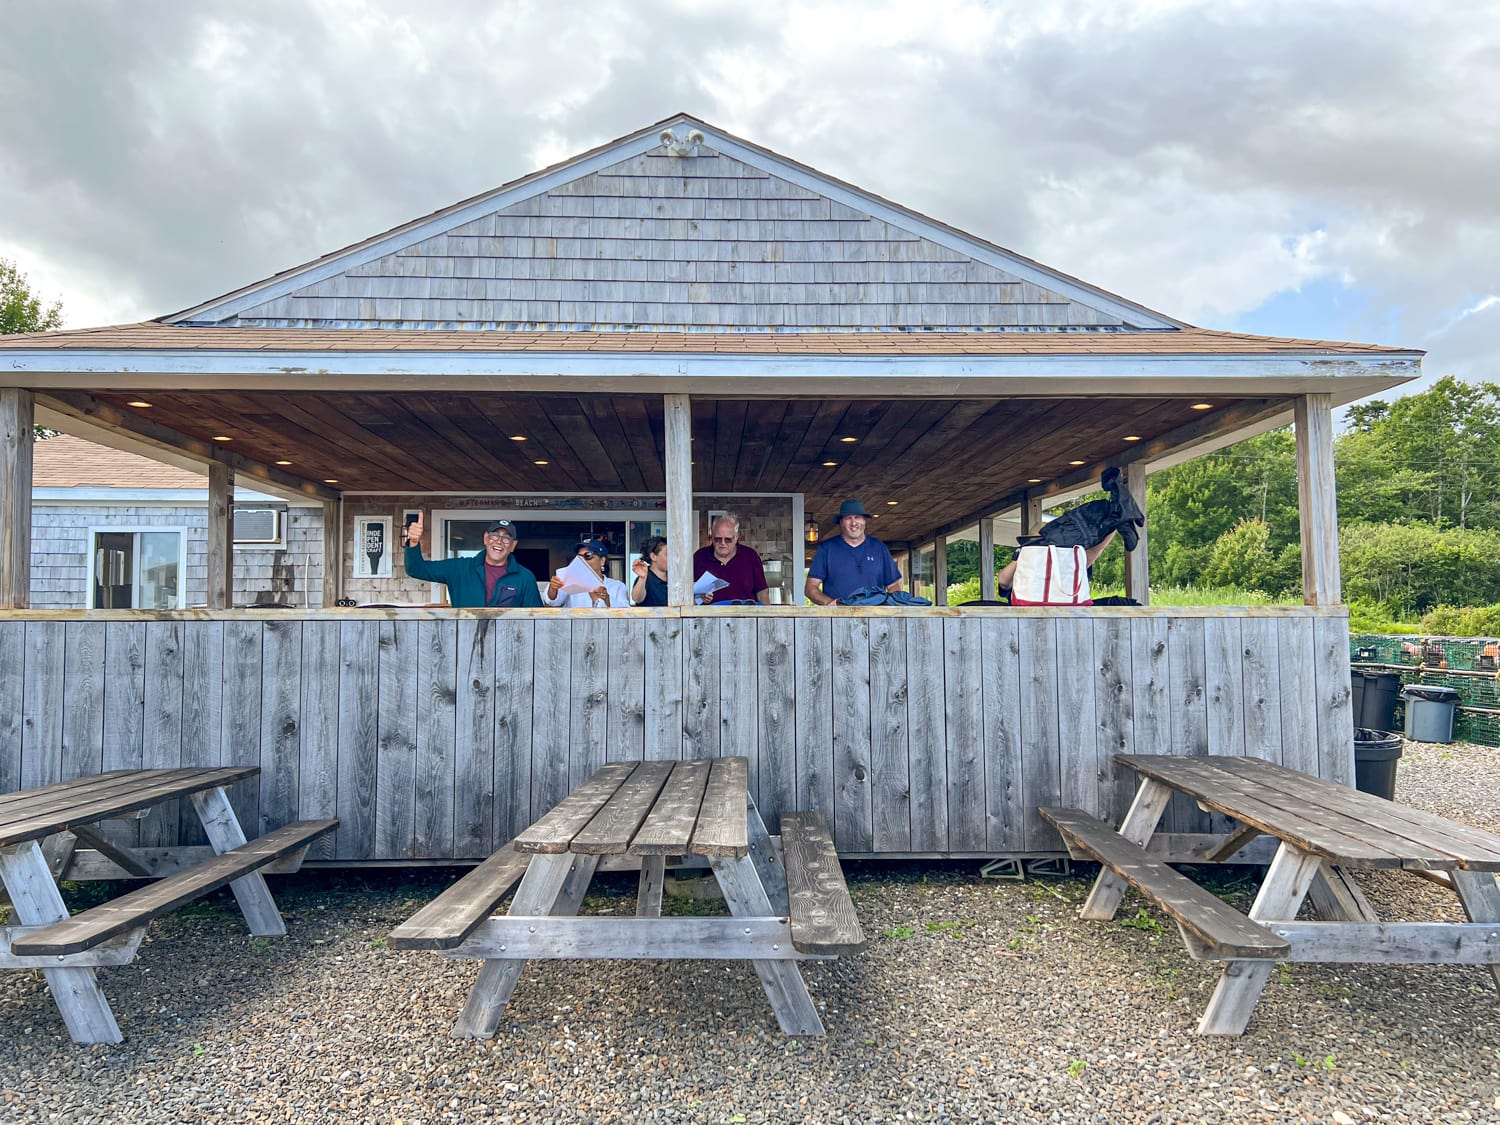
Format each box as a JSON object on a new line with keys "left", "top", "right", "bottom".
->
{"left": 403, "top": 514, "right": 543, "bottom": 608}
{"left": 692, "top": 514, "right": 770, "bottom": 605}
{"left": 544, "top": 539, "right": 631, "bottom": 608}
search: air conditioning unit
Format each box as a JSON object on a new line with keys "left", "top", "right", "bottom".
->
{"left": 233, "top": 506, "right": 283, "bottom": 545}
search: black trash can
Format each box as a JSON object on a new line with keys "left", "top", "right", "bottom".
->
{"left": 1357, "top": 671, "right": 1401, "bottom": 732}
{"left": 1402, "top": 685, "right": 1460, "bottom": 744}
{"left": 1353, "top": 728, "right": 1403, "bottom": 801}
{"left": 1349, "top": 671, "right": 1366, "bottom": 731}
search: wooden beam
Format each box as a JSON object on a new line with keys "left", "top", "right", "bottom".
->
{"left": 663, "top": 394, "right": 693, "bottom": 607}
{"left": 321, "top": 497, "right": 343, "bottom": 607}
{"left": 933, "top": 535, "right": 948, "bottom": 605}
{"left": 207, "top": 463, "right": 233, "bottom": 610}
{"left": 1020, "top": 493, "right": 1044, "bottom": 538}
{"left": 1295, "top": 394, "right": 1341, "bottom": 605}
{"left": 978, "top": 518, "right": 995, "bottom": 602}
{"left": 0, "top": 389, "right": 34, "bottom": 608}
{"left": 1124, "top": 460, "right": 1149, "bottom": 606}
{"left": 35, "top": 389, "right": 339, "bottom": 503}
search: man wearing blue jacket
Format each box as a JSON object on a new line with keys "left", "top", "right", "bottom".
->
{"left": 403, "top": 514, "right": 544, "bottom": 608}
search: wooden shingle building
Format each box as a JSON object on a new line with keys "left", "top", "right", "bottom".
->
{"left": 0, "top": 114, "right": 1420, "bottom": 864}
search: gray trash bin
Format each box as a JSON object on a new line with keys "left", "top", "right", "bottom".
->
{"left": 1402, "top": 685, "right": 1460, "bottom": 744}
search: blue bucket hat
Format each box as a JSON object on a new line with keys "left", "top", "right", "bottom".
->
{"left": 837, "top": 499, "right": 869, "bottom": 519}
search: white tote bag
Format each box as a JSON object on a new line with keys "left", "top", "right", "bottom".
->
{"left": 1009, "top": 545, "right": 1092, "bottom": 606}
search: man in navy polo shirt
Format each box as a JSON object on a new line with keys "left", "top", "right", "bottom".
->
{"left": 804, "top": 499, "right": 903, "bottom": 605}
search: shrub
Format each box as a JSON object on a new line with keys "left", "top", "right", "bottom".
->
{"left": 1418, "top": 604, "right": 1500, "bottom": 636}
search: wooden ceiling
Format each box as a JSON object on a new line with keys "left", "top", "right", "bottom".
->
{"left": 88, "top": 391, "right": 1278, "bottom": 541}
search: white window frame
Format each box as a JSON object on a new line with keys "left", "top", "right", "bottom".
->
{"left": 86, "top": 525, "right": 189, "bottom": 610}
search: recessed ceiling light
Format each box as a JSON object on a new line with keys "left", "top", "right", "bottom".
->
{"left": 533, "top": 459, "right": 549, "bottom": 466}
{"left": 275, "top": 460, "right": 292, "bottom": 466}
{"left": 323, "top": 478, "right": 338, "bottom": 484}
{"left": 1069, "top": 460, "right": 1086, "bottom": 466}
{"left": 1191, "top": 403, "right": 1213, "bottom": 411}
{"left": 212, "top": 435, "right": 232, "bottom": 442}
{"left": 510, "top": 435, "right": 527, "bottom": 441}
{"left": 126, "top": 401, "right": 152, "bottom": 408}
{"left": 886, "top": 500, "right": 898, "bottom": 506}
{"left": 1028, "top": 478, "right": 1042, "bottom": 484}
{"left": 1123, "top": 435, "right": 1142, "bottom": 442}
{"left": 822, "top": 460, "right": 837, "bottom": 467}
{"left": 839, "top": 436, "right": 858, "bottom": 443}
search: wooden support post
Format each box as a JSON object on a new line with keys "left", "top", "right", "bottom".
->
{"left": 206, "top": 462, "right": 234, "bottom": 610}
{"left": 189, "top": 787, "right": 285, "bottom": 936}
{"left": 790, "top": 491, "right": 806, "bottom": 606}
{"left": 978, "top": 518, "right": 995, "bottom": 602}
{"left": 1124, "top": 460, "right": 1149, "bottom": 606}
{"left": 1295, "top": 394, "right": 1341, "bottom": 606}
{"left": 321, "top": 497, "right": 342, "bottom": 607}
{"left": 0, "top": 389, "right": 34, "bottom": 608}
{"left": 664, "top": 394, "right": 694, "bottom": 607}
{"left": 1020, "top": 492, "right": 1044, "bottom": 538}
{"left": 933, "top": 536, "right": 948, "bottom": 606}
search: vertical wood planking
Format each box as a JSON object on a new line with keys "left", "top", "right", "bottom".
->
{"left": 643, "top": 616, "right": 683, "bottom": 760}
{"left": 335, "top": 620, "right": 378, "bottom": 860}
{"left": 980, "top": 617, "right": 1024, "bottom": 852}
{"left": 1018, "top": 617, "right": 1060, "bottom": 851}
{"left": 375, "top": 620, "right": 419, "bottom": 858}
{"left": 1240, "top": 617, "right": 1282, "bottom": 762}
{"left": 1053, "top": 617, "right": 1098, "bottom": 816}
{"left": 758, "top": 616, "right": 798, "bottom": 826}
{"left": 569, "top": 617, "right": 610, "bottom": 787}
{"left": 530, "top": 618, "right": 572, "bottom": 818}
{"left": 140, "top": 620, "right": 185, "bottom": 848}
{"left": 682, "top": 616, "right": 720, "bottom": 759}
{"left": 299, "top": 620, "right": 341, "bottom": 860}
{"left": 99, "top": 627, "right": 144, "bottom": 846}
{"left": 718, "top": 617, "right": 759, "bottom": 796}
{"left": 1165, "top": 615, "right": 1208, "bottom": 833}
{"left": 1093, "top": 617, "right": 1136, "bottom": 826}
{"left": 258, "top": 619, "right": 302, "bottom": 836}
{"left": 492, "top": 617, "right": 536, "bottom": 845}
{"left": 1313, "top": 613, "right": 1354, "bottom": 785}
{"left": 453, "top": 618, "right": 495, "bottom": 857}
{"left": 830, "top": 617, "right": 873, "bottom": 853}
{"left": 0, "top": 621, "right": 22, "bottom": 794}
{"left": 867, "top": 617, "right": 910, "bottom": 851}
{"left": 221, "top": 620, "right": 264, "bottom": 836}
{"left": 942, "top": 616, "right": 985, "bottom": 851}
{"left": 606, "top": 617, "right": 647, "bottom": 763}
{"left": 20, "top": 622, "right": 64, "bottom": 790}
{"left": 1276, "top": 616, "right": 1320, "bottom": 775}
{"left": 793, "top": 616, "right": 835, "bottom": 820}
{"left": 906, "top": 617, "right": 949, "bottom": 851}
{"left": 61, "top": 622, "right": 105, "bottom": 783}
{"left": 414, "top": 619, "right": 457, "bottom": 858}
{"left": 1204, "top": 617, "right": 1246, "bottom": 759}
{"left": 179, "top": 621, "right": 224, "bottom": 845}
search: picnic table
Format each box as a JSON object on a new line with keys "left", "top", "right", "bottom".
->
{"left": 0, "top": 768, "right": 336, "bottom": 1043}
{"left": 1042, "top": 753, "right": 1500, "bottom": 1034}
{"left": 392, "top": 756, "right": 865, "bottom": 1037}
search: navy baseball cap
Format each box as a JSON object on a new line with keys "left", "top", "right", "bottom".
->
{"left": 486, "top": 520, "right": 519, "bottom": 537}
{"left": 575, "top": 538, "right": 608, "bottom": 558}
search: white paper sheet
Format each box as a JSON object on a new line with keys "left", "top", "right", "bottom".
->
{"left": 693, "top": 572, "right": 730, "bottom": 604}
{"left": 556, "top": 556, "right": 604, "bottom": 596}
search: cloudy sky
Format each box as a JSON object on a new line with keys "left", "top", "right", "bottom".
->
{"left": 3, "top": 0, "right": 1497, "bottom": 397}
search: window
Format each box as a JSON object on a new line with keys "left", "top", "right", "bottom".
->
{"left": 92, "top": 530, "right": 185, "bottom": 609}
{"left": 233, "top": 504, "right": 285, "bottom": 546}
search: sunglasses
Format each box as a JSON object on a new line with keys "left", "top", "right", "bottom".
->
{"left": 577, "top": 551, "right": 596, "bottom": 561}
{"left": 711, "top": 536, "right": 736, "bottom": 543}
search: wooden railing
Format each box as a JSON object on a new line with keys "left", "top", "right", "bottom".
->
{"left": 0, "top": 605, "right": 1353, "bottom": 861}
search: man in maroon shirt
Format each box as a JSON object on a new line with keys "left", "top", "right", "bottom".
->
{"left": 692, "top": 514, "right": 770, "bottom": 605}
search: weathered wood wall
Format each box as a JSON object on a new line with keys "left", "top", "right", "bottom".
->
{"left": 0, "top": 605, "right": 1353, "bottom": 861}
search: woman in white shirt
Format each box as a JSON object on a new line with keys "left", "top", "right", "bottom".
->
{"left": 544, "top": 539, "right": 631, "bottom": 608}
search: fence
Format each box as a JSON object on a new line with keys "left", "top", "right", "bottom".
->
{"left": 1350, "top": 632, "right": 1500, "bottom": 745}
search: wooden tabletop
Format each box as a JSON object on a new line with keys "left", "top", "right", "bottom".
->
{"left": 1118, "top": 754, "right": 1500, "bottom": 872}
{"left": 514, "top": 758, "right": 749, "bottom": 858}
{"left": 0, "top": 767, "right": 260, "bottom": 848}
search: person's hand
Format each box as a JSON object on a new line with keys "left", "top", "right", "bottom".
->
{"left": 701, "top": 590, "right": 714, "bottom": 604}
{"left": 592, "top": 585, "right": 608, "bottom": 606}
{"left": 631, "top": 558, "right": 648, "bottom": 579}
{"left": 406, "top": 512, "right": 424, "bottom": 546}
{"left": 547, "top": 575, "right": 564, "bottom": 597}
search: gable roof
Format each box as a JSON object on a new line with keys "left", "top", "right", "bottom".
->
{"left": 33, "top": 433, "right": 207, "bottom": 489}
{"left": 165, "top": 113, "right": 1184, "bottom": 333}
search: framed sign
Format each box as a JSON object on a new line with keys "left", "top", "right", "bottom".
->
{"left": 354, "top": 516, "right": 393, "bottom": 579}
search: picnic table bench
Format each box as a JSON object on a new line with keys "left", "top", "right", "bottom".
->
{"left": 0, "top": 767, "right": 336, "bottom": 1043}
{"left": 392, "top": 756, "right": 865, "bottom": 1037}
{"left": 1042, "top": 753, "right": 1500, "bottom": 1035}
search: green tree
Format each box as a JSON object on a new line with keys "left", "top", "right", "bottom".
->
{"left": 1, "top": 258, "right": 62, "bottom": 335}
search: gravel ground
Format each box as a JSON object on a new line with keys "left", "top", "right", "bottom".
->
{"left": 3, "top": 742, "right": 1499, "bottom": 1124}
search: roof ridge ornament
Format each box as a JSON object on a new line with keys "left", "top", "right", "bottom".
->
{"left": 659, "top": 127, "right": 706, "bottom": 157}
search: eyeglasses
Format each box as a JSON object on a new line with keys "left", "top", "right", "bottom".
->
{"left": 488, "top": 533, "right": 515, "bottom": 542}
{"left": 711, "top": 536, "right": 736, "bottom": 544}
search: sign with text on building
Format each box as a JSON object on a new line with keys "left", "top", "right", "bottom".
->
{"left": 355, "top": 516, "right": 393, "bottom": 579}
